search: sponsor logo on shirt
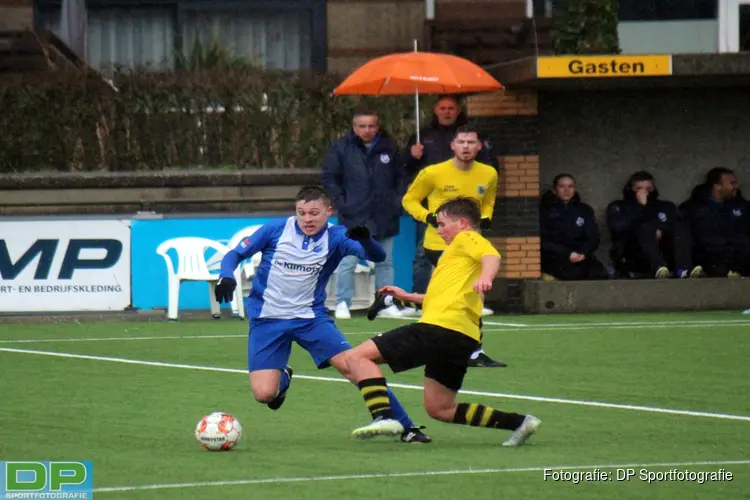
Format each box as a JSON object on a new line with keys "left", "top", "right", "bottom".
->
{"left": 273, "top": 259, "right": 322, "bottom": 275}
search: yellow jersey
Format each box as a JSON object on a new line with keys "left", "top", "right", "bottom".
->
{"left": 420, "top": 231, "right": 501, "bottom": 341}
{"left": 402, "top": 159, "right": 498, "bottom": 251}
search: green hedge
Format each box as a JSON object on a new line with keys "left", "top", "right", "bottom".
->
{"left": 0, "top": 68, "right": 434, "bottom": 173}
{"left": 552, "top": 0, "right": 621, "bottom": 55}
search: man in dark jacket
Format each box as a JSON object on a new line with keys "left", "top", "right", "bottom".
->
{"left": 321, "top": 109, "right": 409, "bottom": 319}
{"left": 403, "top": 95, "right": 498, "bottom": 299}
{"left": 607, "top": 171, "right": 701, "bottom": 279}
{"left": 679, "top": 167, "right": 750, "bottom": 277}
{"left": 540, "top": 174, "right": 608, "bottom": 280}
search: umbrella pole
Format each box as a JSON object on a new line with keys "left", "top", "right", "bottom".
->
{"left": 415, "top": 88, "right": 420, "bottom": 143}
{"left": 414, "top": 39, "right": 420, "bottom": 144}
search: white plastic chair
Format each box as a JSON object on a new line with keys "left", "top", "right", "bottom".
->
{"left": 225, "top": 225, "right": 264, "bottom": 318}
{"left": 325, "top": 260, "right": 376, "bottom": 311}
{"left": 156, "top": 237, "right": 238, "bottom": 321}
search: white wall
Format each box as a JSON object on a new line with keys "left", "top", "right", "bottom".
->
{"left": 618, "top": 20, "right": 718, "bottom": 54}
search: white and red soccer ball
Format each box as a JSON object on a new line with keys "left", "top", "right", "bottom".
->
{"left": 195, "top": 412, "right": 242, "bottom": 451}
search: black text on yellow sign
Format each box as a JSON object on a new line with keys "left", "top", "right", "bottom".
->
{"left": 536, "top": 55, "right": 672, "bottom": 78}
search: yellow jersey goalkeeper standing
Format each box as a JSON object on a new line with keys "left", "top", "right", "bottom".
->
{"left": 368, "top": 124, "right": 505, "bottom": 368}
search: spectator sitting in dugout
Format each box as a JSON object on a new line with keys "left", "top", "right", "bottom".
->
{"left": 607, "top": 171, "right": 702, "bottom": 279}
{"left": 540, "top": 173, "right": 609, "bottom": 281}
{"left": 679, "top": 167, "right": 750, "bottom": 278}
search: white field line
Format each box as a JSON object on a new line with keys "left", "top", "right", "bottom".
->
{"left": 0, "top": 334, "right": 248, "bottom": 344}
{"left": 2, "top": 347, "right": 750, "bottom": 423}
{"left": 482, "top": 319, "right": 750, "bottom": 327}
{"left": 476, "top": 321, "right": 528, "bottom": 327}
{"left": 0, "top": 318, "right": 748, "bottom": 344}
{"left": 94, "top": 459, "right": 750, "bottom": 493}
{"left": 482, "top": 323, "right": 750, "bottom": 332}
{"left": 0, "top": 332, "right": 398, "bottom": 344}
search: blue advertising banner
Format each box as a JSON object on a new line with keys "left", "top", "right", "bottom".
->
{"left": 131, "top": 215, "right": 416, "bottom": 311}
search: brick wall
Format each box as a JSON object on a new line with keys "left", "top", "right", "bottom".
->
{"left": 489, "top": 237, "right": 542, "bottom": 278}
{"left": 326, "top": 0, "right": 425, "bottom": 75}
{"left": 498, "top": 155, "right": 539, "bottom": 197}
{"left": 435, "top": 0, "right": 526, "bottom": 20}
{"left": 468, "top": 89, "right": 541, "bottom": 312}
{"left": 0, "top": 0, "right": 33, "bottom": 31}
{"left": 466, "top": 90, "right": 537, "bottom": 116}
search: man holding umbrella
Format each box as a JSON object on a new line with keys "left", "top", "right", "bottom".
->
{"left": 333, "top": 49, "right": 506, "bottom": 367}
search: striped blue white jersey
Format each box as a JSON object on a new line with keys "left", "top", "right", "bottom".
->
{"left": 219, "top": 217, "right": 384, "bottom": 319}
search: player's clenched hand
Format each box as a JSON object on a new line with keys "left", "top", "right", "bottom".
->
{"left": 346, "top": 225, "right": 370, "bottom": 241}
{"left": 378, "top": 285, "right": 408, "bottom": 301}
{"left": 214, "top": 277, "right": 237, "bottom": 303}
{"left": 425, "top": 213, "right": 438, "bottom": 228}
{"left": 472, "top": 278, "right": 493, "bottom": 294}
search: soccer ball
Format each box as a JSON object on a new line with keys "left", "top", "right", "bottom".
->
{"left": 195, "top": 412, "right": 242, "bottom": 451}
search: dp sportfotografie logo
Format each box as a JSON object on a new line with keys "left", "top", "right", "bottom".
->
{"left": 1, "top": 461, "right": 93, "bottom": 499}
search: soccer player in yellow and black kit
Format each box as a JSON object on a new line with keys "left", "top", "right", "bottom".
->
{"left": 369, "top": 124, "right": 504, "bottom": 367}
{"left": 344, "top": 197, "right": 540, "bottom": 444}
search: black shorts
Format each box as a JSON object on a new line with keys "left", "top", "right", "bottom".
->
{"left": 372, "top": 322, "right": 480, "bottom": 391}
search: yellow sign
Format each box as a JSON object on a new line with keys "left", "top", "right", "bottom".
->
{"left": 536, "top": 55, "right": 672, "bottom": 78}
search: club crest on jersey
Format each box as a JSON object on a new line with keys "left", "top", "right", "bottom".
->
{"left": 477, "top": 185, "right": 487, "bottom": 195}
{"left": 380, "top": 153, "right": 391, "bottom": 164}
{"left": 576, "top": 217, "right": 584, "bottom": 227}
{"left": 733, "top": 208, "right": 743, "bottom": 217}
{"left": 658, "top": 212, "right": 667, "bottom": 222}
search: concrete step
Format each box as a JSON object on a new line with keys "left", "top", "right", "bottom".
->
{"left": 523, "top": 278, "right": 750, "bottom": 314}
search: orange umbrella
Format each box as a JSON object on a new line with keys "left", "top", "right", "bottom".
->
{"left": 333, "top": 51, "right": 503, "bottom": 95}
{"left": 333, "top": 48, "right": 502, "bottom": 142}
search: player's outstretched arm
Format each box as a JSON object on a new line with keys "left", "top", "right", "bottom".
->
{"left": 378, "top": 285, "right": 425, "bottom": 305}
{"left": 219, "top": 224, "right": 274, "bottom": 279}
{"left": 219, "top": 251, "right": 243, "bottom": 280}
{"left": 215, "top": 224, "right": 276, "bottom": 303}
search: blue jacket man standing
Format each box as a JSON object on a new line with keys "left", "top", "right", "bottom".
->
{"left": 321, "top": 109, "right": 408, "bottom": 319}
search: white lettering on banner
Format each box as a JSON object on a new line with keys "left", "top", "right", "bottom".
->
{"left": 0, "top": 220, "right": 131, "bottom": 312}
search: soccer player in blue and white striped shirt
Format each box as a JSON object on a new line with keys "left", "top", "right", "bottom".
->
{"left": 215, "top": 186, "right": 430, "bottom": 443}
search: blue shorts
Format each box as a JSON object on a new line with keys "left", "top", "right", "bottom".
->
{"left": 248, "top": 316, "right": 352, "bottom": 372}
